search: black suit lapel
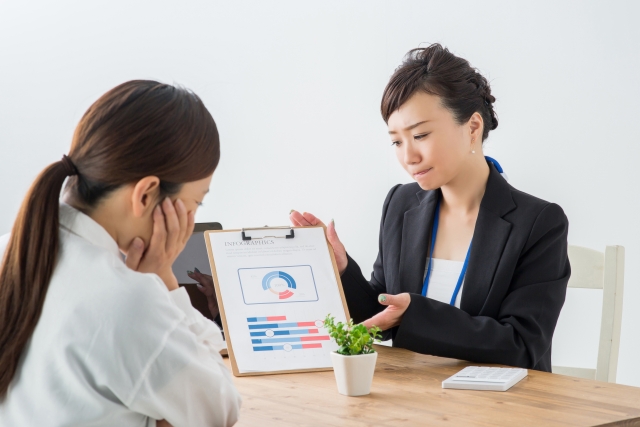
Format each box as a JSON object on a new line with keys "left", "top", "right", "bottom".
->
{"left": 461, "top": 209, "right": 512, "bottom": 315}
{"left": 398, "top": 189, "right": 439, "bottom": 295}
{"left": 460, "top": 165, "right": 516, "bottom": 315}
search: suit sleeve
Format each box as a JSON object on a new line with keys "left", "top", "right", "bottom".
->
{"left": 340, "top": 184, "right": 401, "bottom": 324}
{"left": 393, "top": 203, "right": 570, "bottom": 370}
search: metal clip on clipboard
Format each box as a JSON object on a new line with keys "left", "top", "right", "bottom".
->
{"left": 241, "top": 226, "right": 295, "bottom": 241}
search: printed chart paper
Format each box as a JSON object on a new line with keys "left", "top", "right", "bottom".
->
{"left": 206, "top": 227, "right": 348, "bottom": 374}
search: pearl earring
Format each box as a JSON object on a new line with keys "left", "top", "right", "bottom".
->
{"left": 471, "top": 138, "right": 475, "bottom": 153}
{"left": 472, "top": 150, "right": 476, "bottom": 154}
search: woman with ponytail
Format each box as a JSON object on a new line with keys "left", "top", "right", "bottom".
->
{"left": 0, "top": 81, "right": 241, "bottom": 426}
{"left": 291, "top": 44, "right": 570, "bottom": 371}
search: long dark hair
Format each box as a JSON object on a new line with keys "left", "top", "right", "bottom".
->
{"left": 0, "top": 80, "right": 220, "bottom": 398}
{"left": 381, "top": 43, "right": 498, "bottom": 141}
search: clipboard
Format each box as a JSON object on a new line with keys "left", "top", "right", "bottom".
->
{"left": 204, "top": 225, "right": 351, "bottom": 377}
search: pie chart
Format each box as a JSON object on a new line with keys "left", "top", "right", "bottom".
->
{"left": 262, "top": 271, "right": 296, "bottom": 299}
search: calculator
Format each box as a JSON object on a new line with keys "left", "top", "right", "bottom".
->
{"left": 442, "top": 366, "right": 528, "bottom": 391}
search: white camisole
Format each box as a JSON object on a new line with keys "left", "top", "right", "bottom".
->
{"left": 424, "top": 258, "right": 465, "bottom": 308}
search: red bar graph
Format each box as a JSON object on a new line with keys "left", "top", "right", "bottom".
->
{"left": 297, "top": 321, "right": 316, "bottom": 327}
{"left": 301, "top": 343, "right": 322, "bottom": 349}
{"left": 300, "top": 336, "right": 330, "bottom": 342}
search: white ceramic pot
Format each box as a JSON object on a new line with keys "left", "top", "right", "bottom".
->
{"left": 330, "top": 351, "right": 378, "bottom": 396}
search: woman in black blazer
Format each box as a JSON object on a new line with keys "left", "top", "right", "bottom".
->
{"left": 291, "top": 44, "right": 570, "bottom": 372}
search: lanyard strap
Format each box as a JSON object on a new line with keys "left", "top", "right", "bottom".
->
{"left": 421, "top": 199, "right": 473, "bottom": 306}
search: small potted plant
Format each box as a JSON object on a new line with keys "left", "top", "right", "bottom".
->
{"left": 324, "top": 314, "right": 382, "bottom": 396}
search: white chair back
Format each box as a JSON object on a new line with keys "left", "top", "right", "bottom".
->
{"left": 552, "top": 245, "right": 624, "bottom": 383}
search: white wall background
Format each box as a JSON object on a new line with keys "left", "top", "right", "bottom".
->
{"left": 1, "top": 1, "right": 639, "bottom": 385}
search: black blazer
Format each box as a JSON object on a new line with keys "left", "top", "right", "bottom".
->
{"left": 341, "top": 164, "right": 570, "bottom": 371}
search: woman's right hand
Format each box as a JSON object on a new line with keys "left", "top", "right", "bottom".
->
{"left": 125, "top": 197, "right": 195, "bottom": 291}
{"left": 289, "top": 210, "right": 348, "bottom": 275}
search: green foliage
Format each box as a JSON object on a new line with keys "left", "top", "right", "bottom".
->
{"left": 323, "top": 314, "right": 382, "bottom": 356}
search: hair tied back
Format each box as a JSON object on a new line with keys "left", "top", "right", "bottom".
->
{"left": 60, "top": 155, "right": 78, "bottom": 177}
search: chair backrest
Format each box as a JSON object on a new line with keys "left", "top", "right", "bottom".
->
{"left": 552, "top": 245, "right": 625, "bottom": 382}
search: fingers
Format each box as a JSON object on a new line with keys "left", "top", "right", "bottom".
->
{"left": 148, "top": 205, "right": 167, "bottom": 257}
{"left": 125, "top": 237, "right": 145, "bottom": 270}
{"left": 361, "top": 294, "right": 412, "bottom": 330}
{"left": 326, "top": 220, "right": 343, "bottom": 248}
{"left": 289, "top": 210, "right": 325, "bottom": 227}
{"left": 327, "top": 219, "right": 348, "bottom": 274}
{"left": 184, "top": 210, "right": 195, "bottom": 245}
{"left": 162, "top": 197, "right": 180, "bottom": 252}
{"left": 188, "top": 271, "right": 205, "bottom": 281}
{"left": 175, "top": 198, "right": 189, "bottom": 245}
{"left": 377, "top": 293, "right": 411, "bottom": 309}
{"left": 377, "top": 294, "right": 395, "bottom": 306}
{"left": 290, "top": 210, "right": 313, "bottom": 226}
{"left": 129, "top": 199, "right": 192, "bottom": 290}
{"left": 289, "top": 209, "right": 302, "bottom": 226}
{"left": 289, "top": 216, "right": 303, "bottom": 227}
{"left": 301, "top": 212, "right": 323, "bottom": 226}
{"left": 288, "top": 210, "right": 350, "bottom": 273}
{"left": 161, "top": 197, "right": 193, "bottom": 254}
{"left": 189, "top": 271, "right": 216, "bottom": 293}
{"left": 362, "top": 311, "right": 388, "bottom": 330}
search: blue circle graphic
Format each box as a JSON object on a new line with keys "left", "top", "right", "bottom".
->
{"left": 262, "top": 271, "right": 297, "bottom": 299}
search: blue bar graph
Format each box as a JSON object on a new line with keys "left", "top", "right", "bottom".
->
{"left": 254, "top": 344, "right": 302, "bottom": 351}
{"left": 252, "top": 336, "right": 330, "bottom": 344}
{"left": 247, "top": 316, "right": 287, "bottom": 322}
{"left": 250, "top": 328, "right": 317, "bottom": 337}
{"left": 253, "top": 343, "right": 323, "bottom": 351}
{"left": 248, "top": 321, "right": 316, "bottom": 330}
{"left": 246, "top": 315, "right": 327, "bottom": 352}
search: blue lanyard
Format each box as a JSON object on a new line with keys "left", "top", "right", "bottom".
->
{"left": 421, "top": 199, "right": 473, "bottom": 305}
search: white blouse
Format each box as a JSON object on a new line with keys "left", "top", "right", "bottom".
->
{"left": 0, "top": 204, "right": 241, "bottom": 427}
{"left": 424, "top": 258, "right": 465, "bottom": 308}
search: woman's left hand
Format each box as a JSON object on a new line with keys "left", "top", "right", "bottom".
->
{"left": 362, "top": 293, "right": 411, "bottom": 331}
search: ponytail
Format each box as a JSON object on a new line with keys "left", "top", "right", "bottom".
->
{"left": 0, "top": 79, "right": 221, "bottom": 398}
{"left": 0, "top": 157, "right": 76, "bottom": 398}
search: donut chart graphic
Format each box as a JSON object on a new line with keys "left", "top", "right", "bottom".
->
{"left": 262, "top": 271, "right": 296, "bottom": 299}
{"left": 237, "top": 265, "right": 318, "bottom": 305}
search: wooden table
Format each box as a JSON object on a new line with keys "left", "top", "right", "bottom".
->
{"left": 224, "top": 345, "right": 640, "bottom": 427}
